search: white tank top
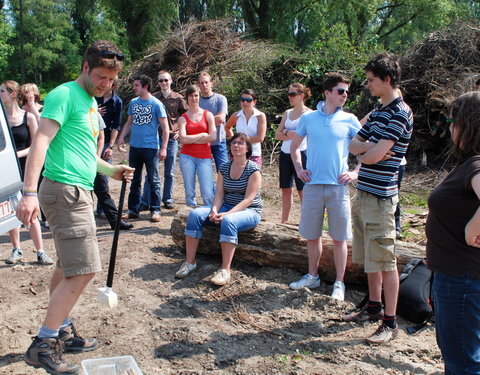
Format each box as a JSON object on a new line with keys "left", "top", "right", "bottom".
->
{"left": 281, "top": 109, "right": 308, "bottom": 154}
{"left": 236, "top": 108, "right": 263, "bottom": 157}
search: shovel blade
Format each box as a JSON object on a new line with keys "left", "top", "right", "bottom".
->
{"left": 97, "top": 287, "right": 118, "bottom": 308}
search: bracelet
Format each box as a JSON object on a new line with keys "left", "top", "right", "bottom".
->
{"left": 107, "top": 145, "right": 113, "bottom": 149}
{"left": 23, "top": 192, "right": 38, "bottom": 197}
{"left": 23, "top": 189, "right": 37, "bottom": 193}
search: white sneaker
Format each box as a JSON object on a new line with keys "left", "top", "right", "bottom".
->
{"left": 37, "top": 251, "right": 53, "bottom": 265}
{"left": 210, "top": 269, "right": 231, "bottom": 285}
{"left": 175, "top": 262, "right": 197, "bottom": 279}
{"left": 289, "top": 274, "right": 320, "bottom": 290}
{"left": 331, "top": 281, "right": 346, "bottom": 301}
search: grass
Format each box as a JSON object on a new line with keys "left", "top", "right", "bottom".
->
{"left": 400, "top": 191, "right": 429, "bottom": 208}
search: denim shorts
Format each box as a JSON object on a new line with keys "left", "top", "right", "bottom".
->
{"left": 279, "top": 150, "right": 306, "bottom": 190}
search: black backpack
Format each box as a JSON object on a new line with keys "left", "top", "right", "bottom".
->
{"left": 355, "top": 258, "right": 434, "bottom": 334}
{"left": 397, "top": 258, "right": 434, "bottom": 333}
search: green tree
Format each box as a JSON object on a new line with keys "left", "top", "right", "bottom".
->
{"left": 103, "top": 0, "right": 177, "bottom": 59}
{"left": 0, "top": 7, "right": 14, "bottom": 75}
{"left": 7, "top": 0, "right": 80, "bottom": 85}
{"left": 72, "top": 0, "right": 128, "bottom": 55}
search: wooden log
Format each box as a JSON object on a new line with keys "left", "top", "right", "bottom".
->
{"left": 170, "top": 208, "right": 426, "bottom": 284}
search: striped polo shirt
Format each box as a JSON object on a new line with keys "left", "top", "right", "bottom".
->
{"left": 220, "top": 160, "right": 263, "bottom": 214}
{"left": 357, "top": 97, "right": 413, "bottom": 198}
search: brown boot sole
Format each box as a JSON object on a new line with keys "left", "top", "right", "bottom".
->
{"left": 24, "top": 356, "right": 80, "bottom": 375}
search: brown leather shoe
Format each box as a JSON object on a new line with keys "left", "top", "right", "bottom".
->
{"left": 121, "top": 211, "right": 139, "bottom": 220}
{"left": 58, "top": 324, "right": 98, "bottom": 353}
{"left": 342, "top": 304, "right": 384, "bottom": 322}
{"left": 24, "top": 336, "right": 79, "bottom": 374}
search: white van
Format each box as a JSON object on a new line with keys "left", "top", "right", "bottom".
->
{"left": 0, "top": 100, "right": 23, "bottom": 234}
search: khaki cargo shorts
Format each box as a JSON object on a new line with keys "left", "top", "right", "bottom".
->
{"left": 351, "top": 190, "right": 398, "bottom": 273}
{"left": 39, "top": 178, "right": 101, "bottom": 277}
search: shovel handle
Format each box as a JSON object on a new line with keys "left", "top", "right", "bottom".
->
{"left": 106, "top": 179, "right": 127, "bottom": 288}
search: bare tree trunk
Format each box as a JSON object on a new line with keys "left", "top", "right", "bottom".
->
{"left": 170, "top": 208, "right": 426, "bottom": 284}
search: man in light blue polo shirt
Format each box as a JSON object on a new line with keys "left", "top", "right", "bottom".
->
{"left": 288, "top": 72, "right": 361, "bottom": 301}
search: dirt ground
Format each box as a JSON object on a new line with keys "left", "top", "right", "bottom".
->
{"left": 0, "top": 158, "right": 445, "bottom": 375}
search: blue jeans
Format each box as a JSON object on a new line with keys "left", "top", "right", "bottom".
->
{"left": 178, "top": 153, "right": 214, "bottom": 207}
{"left": 433, "top": 272, "right": 480, "bottom": 374}
{"left": 210, "top": 141, "right": 229, "bottom": 172}
{"left": 185, "top": 204, "right": 261, "bottom": 244}
{"left": 128, "top": 147, "right": 160, "bottom": 214}
{"left": 140, "top": 138, "right": 178, "bottom": 207}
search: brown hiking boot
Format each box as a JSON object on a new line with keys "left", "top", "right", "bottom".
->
{"left": 58, "top": 324, "right": 98, "bottom": 353}
{"left": 342, "top": 304, "right": 384, "bottom": 322}
{"left": 24, "top": 336, "right": 79, "bottom": 374}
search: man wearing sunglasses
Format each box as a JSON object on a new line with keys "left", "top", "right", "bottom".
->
{"left": 198, "top": 71, "right": 229, "bottom": 171}
{"left": 139, "top": 70, "right": 187, "bottom": 211}
{"left": 345, "top": 53, "right": 413, "bottom": 345}
{"left": 288, "top": 73, "right": 361, "bottom": 303}
{"left": 16, "top": 41, "right": 134, "bottom": 374}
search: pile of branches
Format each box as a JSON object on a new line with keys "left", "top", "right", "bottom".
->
{"left": 118, "top": 19, "right": 297, "bottom": 104}
{"left": 117, "top": 19, "right": 304, "bottom": 164}
{"left": 400, "top": 23, "right": 480, "bottom": 165}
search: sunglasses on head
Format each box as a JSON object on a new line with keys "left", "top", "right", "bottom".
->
{"left": 98, "top": 50, "right": 125, "bottom": 61}
{"left": 287, "top": 92, "right": 301, "bottom": 97}
{"left": 158, "top": 79, "right": 169, "bottom": 83}
{"left": 240, "top": 97, "right": 254, "bottom": 103}
{"left": 336, "top": 88, "right": 350, "bottom": 95}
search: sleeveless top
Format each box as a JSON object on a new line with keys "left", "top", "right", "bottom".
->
{"left": 219, "top": 160, "right": 263, "bottom": 214}
{"left": 280, "top": 108, "right": 308, "bottom": 154}
{"left": 10, "top": 112, "right": 29, "bottom": 176}
{"left": 10, "top": 112, "right": 30, "bottom": 151}
{"left": 235, "top": 108, "right": 263, "bottom": 157}
{"left": 180, "top": 110, "right": 212, "bottom": 159}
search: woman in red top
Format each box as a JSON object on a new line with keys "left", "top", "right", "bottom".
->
{"left": 178, "top": 84, "right": 216, "bottom": 207}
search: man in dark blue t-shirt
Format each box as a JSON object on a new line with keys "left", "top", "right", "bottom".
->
{"left": 343, "top": 53, "right": 413, "bottom": 345}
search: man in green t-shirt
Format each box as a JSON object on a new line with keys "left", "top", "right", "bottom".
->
{"left": 16, "top": 40, "right": 134, "bottom": 375}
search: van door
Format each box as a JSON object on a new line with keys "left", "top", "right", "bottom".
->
{"left": 0, "top": 100, "right": 23, "bottom": 234}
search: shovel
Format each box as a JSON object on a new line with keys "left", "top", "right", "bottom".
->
{"left": 97, "top": 179, "right": 127, "bottom": 308}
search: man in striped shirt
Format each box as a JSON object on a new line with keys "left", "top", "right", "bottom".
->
{"left": 343, "top": 53, "right": 413, "bottom": 345}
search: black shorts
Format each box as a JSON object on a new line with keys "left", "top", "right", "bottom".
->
{"left": 279, "top": 150, "right": 307, "bottom": 190}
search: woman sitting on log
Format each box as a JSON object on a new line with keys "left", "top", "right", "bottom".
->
{"left": 175, "top": 132, "right": 263, "bottom": 285}
{"left": 426, "top": 91, "right": 480, "bottom": 374}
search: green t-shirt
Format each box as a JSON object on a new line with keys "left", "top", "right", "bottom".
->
{"left": 41, "top": 81, "right": 99, "bottom": 190}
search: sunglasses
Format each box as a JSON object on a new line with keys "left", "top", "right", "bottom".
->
{"left": 158, "top": 79, "right": 169, "bottom": 83}
{"left": 231, "top": 140, "right": 246, "bottom": 146}
{"left": 336, "top": 88, "right": 350, "bottom": 95}
{"left": 240, "top": 97, "right": 254, "bottom": 103}
{"left": 287, "top": 92, "right": 301, "bottom": 97}
{"left": 98, "top": 50, "right": 125, "bottom": 61}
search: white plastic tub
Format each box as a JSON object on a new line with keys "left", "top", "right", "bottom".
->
{"left": 81, "top": 355, "right": 143, "bottom": 375}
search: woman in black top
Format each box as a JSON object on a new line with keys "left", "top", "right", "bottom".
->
{"left": 426, "top": 91, "right": 480, "bottom": 374}
{"left": 0, "top": 80, "right": 52, "bottom": 265}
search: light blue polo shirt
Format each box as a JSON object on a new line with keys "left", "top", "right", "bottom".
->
{"left": 296, "top": 101, "right": 361, "bottom": 185}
